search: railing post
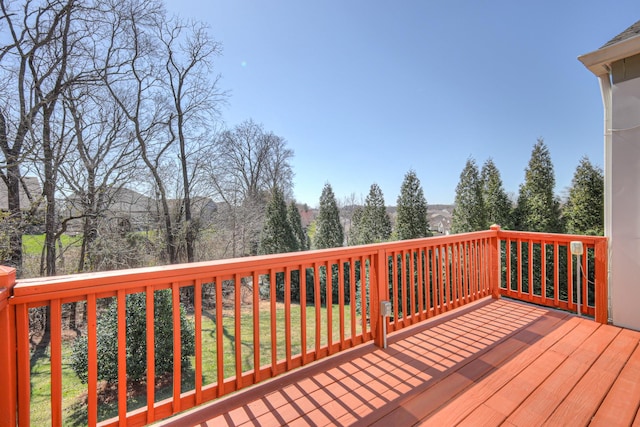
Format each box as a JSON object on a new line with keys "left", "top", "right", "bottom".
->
{"left": 594, "top": 238, "right": 609, "bottom": 324}
{"left": 489, "top": 225, "right": 502, "bottom": 300}
{"left": 0, "top": 266, "right": 17, "bottom": 427}
{"left": 372, "top": 249, "right": 388, "bottom": 347}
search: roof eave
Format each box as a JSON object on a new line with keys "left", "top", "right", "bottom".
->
{"left": 579, "top": 34, "right": 640, "bottom": 76}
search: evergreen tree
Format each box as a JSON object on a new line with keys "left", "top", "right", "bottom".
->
{"left": 71, "top": 290, "right": 194, "bottom": 384}
{"left": 314, "top": 183, "right": 344, "bottom": 249}
{"left": 396, "top": 170, "right": 431, "bottom": 240}
{"left": 451, "top": 158, "right": 486, "bottom": 233}
{"left": 481, "top": 158, "right": 512, "bottom": 229}
{"left": 564, "top": 156, "right": 604, "bottom": 236}
{"left": 515, "top": 139, "right": 564, "bottom": 233}
{"left": 349, "top": 206, "right": 365, "bottom": 246}
{"left": 287, "top": 201, "right": 309, "bottom": 250}
{"left": 353, "top": 183, "right": 392, "bottom": 244}
{"left": 258, "top": 187, "right": 297, "bottom": 254}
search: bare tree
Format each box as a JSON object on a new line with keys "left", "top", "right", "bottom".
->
{"left": 340, "top": 192, "right": 361, "bottom": 245}
{"left": 0, "top": 0, "right": 80, "bottom": 275}
{"left": 207, "top": 120, "right": 294, "bottom": 257}
{"left": 159, "top": 17, "right": 224, "bottom": 262}
{"left": 60, "top": 84, "right": 139, "bottom": 272}
{"left": 100, "top": 0, "right": 180, "bottom": 264}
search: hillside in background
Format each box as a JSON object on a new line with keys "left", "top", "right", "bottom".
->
{"left": 300, "top": 204, "right": 454, "bottom": 238}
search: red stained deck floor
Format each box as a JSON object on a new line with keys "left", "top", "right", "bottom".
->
{"left": 155, "top": 298, "right": 640, "bottom": 427}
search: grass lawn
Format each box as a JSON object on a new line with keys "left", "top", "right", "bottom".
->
{"left": 30, "top": 302, "right": 365, "bottom": 426}
{"left": 22, "top": 234, "right": 82, "bottom": 255}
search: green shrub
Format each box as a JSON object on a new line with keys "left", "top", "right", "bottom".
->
{"left": 71, "top": 289, "right": 195, "bottom": 384}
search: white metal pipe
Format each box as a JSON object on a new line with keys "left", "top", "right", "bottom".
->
{"left": 576, "top": 254, "right": 581, "bottom": 317}
{"left": 598, "top": 73, "right": 613, "bottom": 323}
{"left": 382, "top": 317, "right": 387, "bottom": 349}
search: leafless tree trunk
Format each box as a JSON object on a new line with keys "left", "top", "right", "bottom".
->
{"left": 0, "top": 0, "right": 76, "bottom": 275}
{"left": 160, "top": 18, "right": 224, "bottom": 262}
{"left": 100, "top": 0, "right": 179, "bottom": 262}
{"left": 61, "top": 85, "right": 138, "bottom": 272}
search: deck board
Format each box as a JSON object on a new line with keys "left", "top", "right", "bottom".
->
{"left": 503, "top": 324, "right": 619, "bottom": 426}
{"left": 590, "top": 337, "right": 640, "bottom": 426}
{"left": 419, "top": 313, "right": 577, "bottom": 426}
{"left": 545, "top": 328, "right": 640, "bottom": 426}
{"left": 154, "top": 298, "right": 640, "bottom": 427}
{"left": 458, "top": 318, "right": 600, "bottom": 424}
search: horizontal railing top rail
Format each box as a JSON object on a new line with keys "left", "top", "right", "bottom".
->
{"left": 496, "top": 229, "right": 607, "bottom": 244}
{"left": 10, "top": 229, "right": 497, "bottom": 304}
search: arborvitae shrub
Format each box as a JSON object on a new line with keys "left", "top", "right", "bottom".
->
{"left": 71, "top": 289, "right": 195, "bottom": 384}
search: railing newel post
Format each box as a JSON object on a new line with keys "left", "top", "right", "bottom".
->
{"left": 372, "top": 248, "right": 388, "bottom": 348}
{"left": 0, "top": 265, "right": 17, "bottom": 427}
{"left": 595, "top": 238, "right": 609, "bottom": 324}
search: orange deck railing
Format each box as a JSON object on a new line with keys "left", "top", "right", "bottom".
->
{"left": 497, "top": 229, "right": 608, "bottom": 322}
{"left": 0, "top": 227, "right": 607, "bottom": 426}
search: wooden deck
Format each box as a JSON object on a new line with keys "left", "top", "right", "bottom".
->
{"left": 155, "top": 298, "right": 640, "bottom": 427}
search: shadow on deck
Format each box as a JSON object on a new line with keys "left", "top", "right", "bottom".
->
{"left": 153, "top": 298, "right": 640, "bottom": 426}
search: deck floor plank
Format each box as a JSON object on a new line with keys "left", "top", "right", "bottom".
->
{"left": 590, "top": 336, "right": 640, "bottom": 426}
{"left": 154, "top": 299, "right": 640, "bottom": 427}
{"left": 452, "top": 317, "right": 600, "bottom": 425}
{"left": 503, "top": 324, "right": 620, "bottom": 426}
{"left": 362, "top": 305, "right": 564, "bottom": 426}
{"left": 545, "top": 328, "right": 640, "bottom": 426}
{"left": 416, "top": 312, "right": 576, "bottom": 426}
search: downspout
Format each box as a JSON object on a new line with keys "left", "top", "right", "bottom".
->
{"left": 598, "top": 72, "right": 613, "bottom": 323}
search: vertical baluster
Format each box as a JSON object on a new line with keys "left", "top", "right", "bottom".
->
{"left": 269, "top": 270, "right": 276, "bottom": 373}
{"left": 234, "top": 274, "right": 242, "bottom": 389}
{"left": 392, "top": 251, "right": 399, "bottom": 323}
{"left": 349, "top": 257, "right": 356, "bottom": 343}
{"left": 456, "top": 243, "right": 463, "bottom": 303}
{"left": 554, "top": 241, "right": 560, "bottom": 305}
{"left": 285, "top": 267, "right": 292, "bottom": 369}
{"left": 16, "top": 303, "right": 30, "bottom": 426}
{"left": 87, "top": 294, "right": 98, "bottom": 426}
{"left": 300, "top": 266, "right": 307, "bottom": 364}
{"left": 541, "top": 243, "right": 547, "bottom": 303}
{"left": 172, "top": 284, "right": 181, "bottom": 412}
{"left": 338, "top": 260, "right": 345, "bottom": 349}
{"left": 528, "top": 239, "right": 534, "bottom": 300}
{"left": 451, "top": 244, "right": 459, "bottom": 307}
{"left": 444, "top": 246, "right": 451, "bottom": 307}
{"left": 360, "top": 257, "right": 367, "bottom": 337}
{"left": 506, "top": 238, "right": 512, "bottom": 293}
{"left": 194, "top": 280, "right": 202, "bottom": 405}
{"left": 517, "top": 239, "right": 523, "bottom": 299}
{"left": 253, "top": 272, "right": 261, "bottom": 379}
{"left": 409, "top": 250, "right": 416, "bottom": 320}
{"left": 50, "top": 300, "right": 62, "bottom": 427}
{"left": 215, "top": 277, "right": 224, "bottom": 397}
{"left": 314, "top": 263, "right": 321, "bottom": 358}
{"left": 326, "top": 261, "right": 333, "bottom": 354}
{"left": 438, "top": 246, "right": 445, "bottom": 311}
{"left": 117, "top": 290, "right": 127, "bottom": 424}
{"left": 145, "top": 287, "right": 155, "bottom": 421}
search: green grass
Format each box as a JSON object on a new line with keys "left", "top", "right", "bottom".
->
{"left": 22, "top": 234, "right": 82, "bottom": 256}
{"left": 30, "top": 302, "right": 365, "bottom": 426}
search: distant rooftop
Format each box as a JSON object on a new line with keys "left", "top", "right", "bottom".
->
{"left": 602, "top": 20, "right": 640, "bottom": 49}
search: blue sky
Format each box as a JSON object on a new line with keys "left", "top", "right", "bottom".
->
{"left": 165, "top": 0, "right": 638, "bottom": 206}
